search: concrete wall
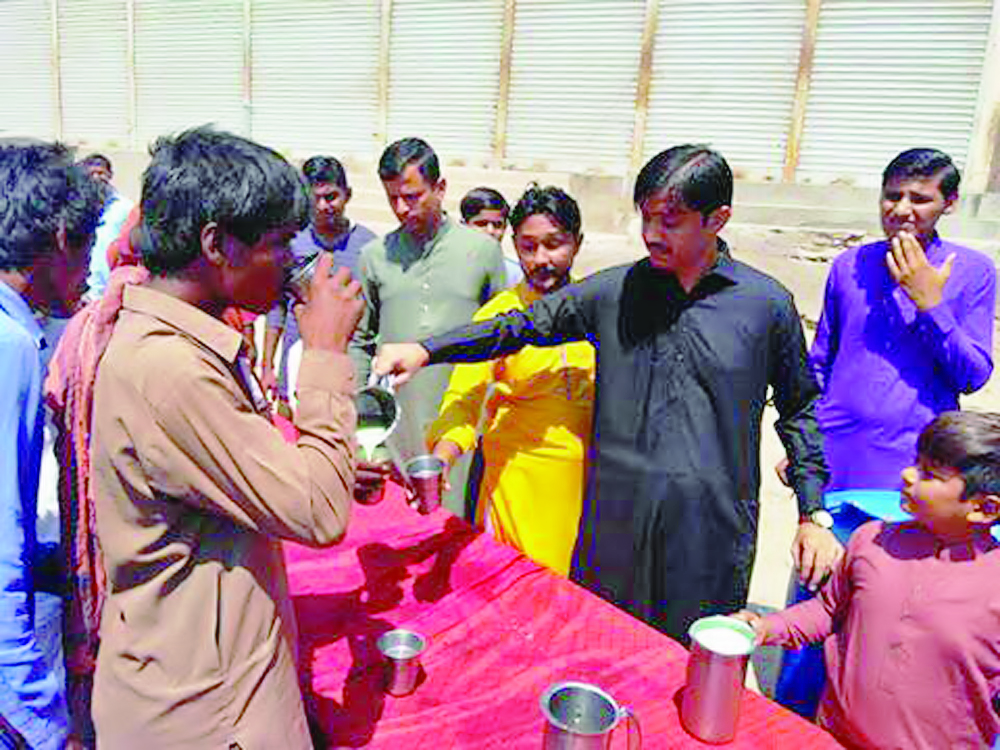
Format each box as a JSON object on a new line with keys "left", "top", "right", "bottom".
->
{"left": 105, "top": 147, "right": 1000, "bottom": 253}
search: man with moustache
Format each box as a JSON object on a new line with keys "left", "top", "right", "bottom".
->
{"left": 374, "top": 145, "right": 839, "bottom": 642}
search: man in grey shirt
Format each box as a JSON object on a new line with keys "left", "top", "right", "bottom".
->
{"left": 350, "top": 138, "right": 505, "bottom": 515}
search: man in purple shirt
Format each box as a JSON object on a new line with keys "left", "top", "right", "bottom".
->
{"left": 260, "top": 155, "right": 376, "bottom": 415}
{"left": 810, "top": 148, "right": 996, "bottom": 492}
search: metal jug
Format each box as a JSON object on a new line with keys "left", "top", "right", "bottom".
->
{"left": 540, "top": 681, "right": 640, "bottom": 749}
{"left": 680, "top": 615, "right": 756, "bottom": 744}
{"left": 354, "top": 374, "right": 400, "bottom": 445}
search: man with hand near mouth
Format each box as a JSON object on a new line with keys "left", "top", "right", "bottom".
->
{"left": 800, "top": 148, "right": 996, "bottom": 494}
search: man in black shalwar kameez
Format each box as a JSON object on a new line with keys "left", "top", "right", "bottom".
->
{"left": 374, "top": 146, "right": 843, "bottom": 643}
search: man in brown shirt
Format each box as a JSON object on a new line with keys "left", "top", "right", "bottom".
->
{"left": 90, "top": 127, "right": 365, "bottom": 748}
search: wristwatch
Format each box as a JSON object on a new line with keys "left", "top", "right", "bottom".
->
{"left": 801, "top": 509, "right": 835, "bottom": 530}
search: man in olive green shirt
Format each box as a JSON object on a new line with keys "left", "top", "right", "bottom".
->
{"left": 351, "top": 138, "right": 505, "bottom": 514}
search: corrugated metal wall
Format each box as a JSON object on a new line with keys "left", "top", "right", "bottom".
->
{"left": 505, "top": 0, "right": 646, "bottom": 171}
{"left": 58, "top": 0, "right": 130, "bottom": 147}
{"left": 798, "top": 0, "right": 994, "bottom": 185}
{"left": 133, "top": 0, "right": 245, "bottom": 147}
{"left": 251, "top": 0, "right": 380, "bottom": 157}
{"left": 0, "top": 0, "right": 57, "bottom": 139}
{"left": 644, "top": 0, "right": 805, "bottom": 180}
{"left": 2, "top": 0, "right": 996, "bottom": 188}
{"left": 387, "top": 0, "right": 503, "bottom": 162}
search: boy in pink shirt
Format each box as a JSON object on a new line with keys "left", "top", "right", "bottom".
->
{"left": 740, "top": 411, "right": 1000, "bottom": 749}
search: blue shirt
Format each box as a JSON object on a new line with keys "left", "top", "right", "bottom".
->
{"left": 85, "top": 191, "right": 135, "bottom": 299}
{"left": 0, "top": 281, "right": 68, "bottom": 749}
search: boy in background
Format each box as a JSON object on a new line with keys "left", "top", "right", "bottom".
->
{"left": 742, "top": 411, "right": 1000, "bottom": 749}
{"left": 261, "top": 155, "right": 375, "bottom": 417}
{"left": 460, "top": 186, "right": 523, "bottom": 288}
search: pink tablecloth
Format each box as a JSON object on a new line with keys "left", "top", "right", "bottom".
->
{"left": 285, "top": 486, "right": 841, "bottom": 749}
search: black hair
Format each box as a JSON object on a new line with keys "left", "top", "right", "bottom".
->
{"left": 377, "top": 137, "right": 440, "bottom": 184}
{"left": 918, "top": 411, "right": 1000, "bottom": 499}
{"left": 460, "top": 187, "right": 509, "bottom": 222}
{"left": 302, "top": 155, "right": 348, "bottom": 190}
{"left": 882, "top": 148, "right": 960, "bottom": 200}
{"left": 0, "top": 140, "right": 103, "bottom": 271}
{"left": 139, "top": 126, "right": 309, "bottom": 276}
{"left": 81, "top": 153, "right": 113, "bottom": 175}
{"left": 633, "top": 145, "right": 733, "bottom": 217}
{"left": 509, "top": 184, "right": 582, "bottom": 240}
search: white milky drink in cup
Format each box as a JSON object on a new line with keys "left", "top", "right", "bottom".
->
{"left": 354, "top": 426, "right": 391, "bottom": 505}
{"left": 680, "top": 615, "right": 756, "bottom": 744}
{"left": 356, "top": 425, "right": 390, "bottom": 463}
{"left": 694, "top": 624, "right": 755, "bottom": 657}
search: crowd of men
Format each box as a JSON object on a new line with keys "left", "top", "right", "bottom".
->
{"left": 0, "top": 126, "right": 996, "bottom": 749}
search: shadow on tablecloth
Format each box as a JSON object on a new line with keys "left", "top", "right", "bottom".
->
{"left": 295, "top": 516, "right": 477, "bottom": 747}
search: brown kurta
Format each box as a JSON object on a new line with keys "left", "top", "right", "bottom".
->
{"left": 90, "top": 286, "right": 356, "bottom": 749}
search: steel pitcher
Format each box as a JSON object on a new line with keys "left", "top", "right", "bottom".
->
{"left": 540, "top": 681, "right": 640, "bottom": 749}
{"left": 680, "top": 615, "right": 756, "bottom": 744}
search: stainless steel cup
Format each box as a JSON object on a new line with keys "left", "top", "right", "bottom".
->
{"left": 354, "top": 445, "right": 390, "bottom": 506}
{"left": 283, "top": 251, "right": 322, "bottom": 304}
{"left": 540, "top": 681, "right": 638, "bottom": 749}
{"left": 376, "top": 629, "right": 428, "bottom": 697}
{"left": 404, "top": 455, "right": 445, "bottom": 514}
{"left": 680, "top": 615, "right": 756, "bottom": 744}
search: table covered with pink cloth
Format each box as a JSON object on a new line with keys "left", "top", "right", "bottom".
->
{"left": 285, "top": 486, "right": 841, "bottom": 748}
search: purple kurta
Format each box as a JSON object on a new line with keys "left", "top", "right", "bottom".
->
{"left": 811, "top": 236, "right": 996, "bottom": 491}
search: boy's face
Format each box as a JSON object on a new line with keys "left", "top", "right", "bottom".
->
{"left": 640, "top": 189, "right": 727, "bottom": 275}
{"left": 880, "top": 174, "right": 955, "bottom": 244}
{"left": 217, "top": 224, "right": 296, "bottom": 314}
{"left": 513, "top": 213, "right": 579, "bottom": 294}
{"left": 85, "top": 164, "right": 112, "bottom": 185}
{"left": 466, "top": 208, "right": 507, "bottom": 242}
{"left": 312, "top": 183, "right": 350, "bottom": 231}
{"left": 30, "top": 232, "right": 94, "bottom": 316}
{"left": 900, "top": 458, "right": 984, "bottom": 536}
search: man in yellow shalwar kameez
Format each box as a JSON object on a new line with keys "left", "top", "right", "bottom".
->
{"left": 428, "top": 186, "right": 594, "bottom": 574}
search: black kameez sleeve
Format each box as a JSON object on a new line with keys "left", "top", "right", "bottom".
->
{"left": 422, "top": 276, "right": 598, "bottom": 365}
{"left": 768, "top": 290, "right": 829, "bottom": 515}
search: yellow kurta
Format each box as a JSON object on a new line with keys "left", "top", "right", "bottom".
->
{"left": 427, "top": 283, "right": 595, "bottom": 574}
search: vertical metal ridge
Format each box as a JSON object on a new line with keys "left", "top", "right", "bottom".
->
{"left": 49, "top": 0, "right": 63, "bottom": 141}
{"left": 783, "top": 0, "right": 823, "bottom": 182}
{"left": 126, "top": 0, "right": 136, "bottom": 149}
{"left": 377, "top": 0, "right": 393, "bottom": 153}
{"left": 630, "top": 0, "right": 661, "bottom": 172}
{"left": 493, "top": 0, "right": 517, "bottom": 164}
{"left": 242, "top": 0, "right": 253, "bottom": 138}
